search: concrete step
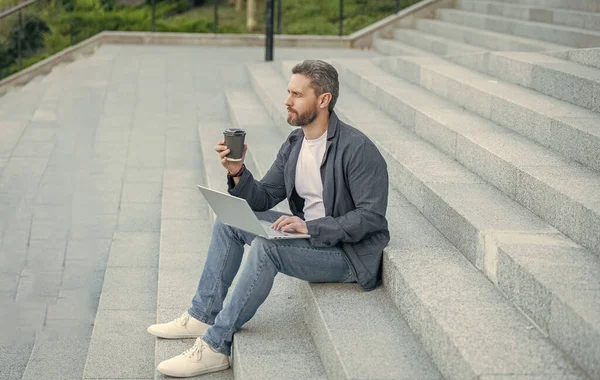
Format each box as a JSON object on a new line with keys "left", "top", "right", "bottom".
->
{"left": 457, "top": 0, "right": 600, "bottom": 31}
{"left": 392, "top": 28, "right": 487, "bottom": 56}
{"left": 416, "top": 18, "right": 567, "bottom": 52}
{"left": 248, "top": 61, "right": 592, "bottom": 380}
{"left": 152, "top": 65, "right": 233, "bottom": 379}
{"left": 447, "top": 50, "right": 600, "bottom": 112}
{"left": 545, "top": 47, "right": 600, "bottom": 70}
{"left": 437, "top": 8, "right": 600, "bottom": 48}
{"left": 376, "top": 54, "right": 600, "bottom": 172}
{"left": 490, "top": 0, "right": 600, "bottom": 13}
{"left": 335, "top": 58, "right": 600, "bottom": 378}
{"left": 369, "top": 55, "right": 600, "bottom": 257}
{"left": 301, "top": 282, "right": 442, "bottom": 380}
{"left": 223, "top": 86, "right": 325, "bottom": 379}
{"left": 372, "top": 37, "right": 438, "bottom": 57}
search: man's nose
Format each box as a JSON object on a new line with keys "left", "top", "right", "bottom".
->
{"left": 284, "top": 94, "right": 292, "bottom": 107}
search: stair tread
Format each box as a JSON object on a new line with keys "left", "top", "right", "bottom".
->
{"left": 373, "top": 54, "right": 600, "bottom": 174}
{"left": 460, "top": 0, "right": 600, "bottom": 16}
{"left": 373, "top": 37, "right": 439, "bottom": 57}
{"left": 417, "top": 18, "right": 568, "bottom": 51}
{"left": 303, "top": 283, "right": 443, "bottom": 379}
{"left": 246, "top": 62, "right": 591, "bottom": 379}
{"left": 487, "top": 50, "right": 600, "bottom": 80}
{"left": 442, "top": 7, "right": 600, "bottom": 35}
{"left": 346, "top": 56, "right": 600, "bottom": 201}
{"left": 392, "top": 28, "right": 488, "bottom": 54}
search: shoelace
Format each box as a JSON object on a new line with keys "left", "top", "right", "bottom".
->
{"left": 182, "top": 338, "right": 205, "bottom": 360}
{"left": 173, "top": 312, "right": 190, "bottom": 327}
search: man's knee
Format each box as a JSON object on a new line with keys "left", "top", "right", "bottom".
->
{"left": 214, "top": 219, "right": 239, "bottom": 238}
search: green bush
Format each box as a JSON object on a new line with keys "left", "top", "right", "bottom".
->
{"left": 9, "top": 14, "right": 51, "bottom": 56}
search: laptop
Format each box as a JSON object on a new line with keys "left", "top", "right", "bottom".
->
{"left": 197, "top": 185, "right": 311, "bottom": 240}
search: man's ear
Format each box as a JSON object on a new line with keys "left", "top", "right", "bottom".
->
{"left": 319, "top": 93, "right": 332, "bottom": 109}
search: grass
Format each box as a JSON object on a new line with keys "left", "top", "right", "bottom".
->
{"left": 167, "top": 0, "right": 419, "bottom": 35}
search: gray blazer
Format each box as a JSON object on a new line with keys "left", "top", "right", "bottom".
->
{"left": 228, "top": 111, "right": 390, "bottom": 290}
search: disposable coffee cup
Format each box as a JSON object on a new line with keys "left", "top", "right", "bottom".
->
{"left": 223, "top": 128, "right": 246, "bottom": 161}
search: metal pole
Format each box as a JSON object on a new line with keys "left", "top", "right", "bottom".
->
{"left": 213, "top": 0, "right": 218, "bottom": 33}
{"left": 265, "top": 0, "right": 274, "bottom": 61}
{"left": 17, "top": 10, "right": 22, "bottom": 70}
{"left": 395, "top": 0, "right": 400, "bottom": 13}
{"left": 338, "top": 0, "right": 343, "bottom": 36}
{"left": 276, "top": 0, "right": 282, "bottom": 34}
{"left": 151, "top": 0, "right": 156, "bottom": 32}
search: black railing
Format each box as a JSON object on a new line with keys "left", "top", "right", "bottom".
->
{"left": 0, "top": 0, "right": 41, "bottom": 73}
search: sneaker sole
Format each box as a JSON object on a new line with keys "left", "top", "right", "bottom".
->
{"left": 147, "top": 328, "right": 203, "bottom": 339}
{"left": 157, "top": 363, "right": 230, "bottom": 377}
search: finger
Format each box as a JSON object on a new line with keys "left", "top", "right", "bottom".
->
{"left": 278, "top": 217, "right": 296, "bottom": 230}
{"left": 273, "top": 216, "right": 291, "bottom": 230}
{"left": 215, "top": 145, "right": 228, "bottom": 152}
{"left": 282, "top": 222, "right": 300, "bottom": 232}
{"left": 272, "top": 216, "right": 286, "bottom": 230}
{"left": 219, "top": 149, "right": 231, "bottom": 159}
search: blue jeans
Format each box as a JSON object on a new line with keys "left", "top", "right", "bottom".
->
{"left": 188, "top": 211, "right": 355, "bottom": 356}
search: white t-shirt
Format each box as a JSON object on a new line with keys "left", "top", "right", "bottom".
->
{"left": 295, "top": 131, "right": 327, "bottom": 221}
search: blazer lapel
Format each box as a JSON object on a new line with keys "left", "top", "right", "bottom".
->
{"left": 285, "top": 131, "right": 303, "bottom": 199}
{"left": 321, "top": 112, "right": 339, "bottom": 217}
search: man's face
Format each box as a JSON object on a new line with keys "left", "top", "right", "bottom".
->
{"left": 285, "top": 74, "right": 319, "bottom": 127}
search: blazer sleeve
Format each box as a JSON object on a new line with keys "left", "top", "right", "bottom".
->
{"left": 227, "top": 141, "right": 288, "bottom": 212}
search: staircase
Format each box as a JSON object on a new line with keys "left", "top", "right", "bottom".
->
{"left": 232, "top": 0, "right": 600, "bottom": 378}
{"left": 1, "top": 0, "right": 598, "bottom": 379}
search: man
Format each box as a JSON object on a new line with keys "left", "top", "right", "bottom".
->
{"left": 147, "top": 60, "right": 389, "bottom": 377}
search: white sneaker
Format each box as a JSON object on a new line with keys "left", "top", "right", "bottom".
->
{"left": 156, "top": 337, "right": 230, "bottom": 377}
{"left": 147, "top": 311, "right": 210, "bottom": 339}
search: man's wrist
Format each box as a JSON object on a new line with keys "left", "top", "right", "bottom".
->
{"left": 227, "top": 164, "right": 245, "bottom": 178}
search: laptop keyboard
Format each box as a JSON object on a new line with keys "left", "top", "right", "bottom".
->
{"left": 260, "top": 220, "right": 294, "bottom": 237}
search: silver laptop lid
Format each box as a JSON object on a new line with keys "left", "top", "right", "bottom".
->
{"left": 197, "top": 185, "right": 266, "bottom": 237}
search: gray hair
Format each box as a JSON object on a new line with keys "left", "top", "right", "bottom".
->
{"left": 291, "top": 60, "right": 339, "bottom": 112}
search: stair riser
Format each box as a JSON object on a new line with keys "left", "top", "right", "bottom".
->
{"left": 501, "top": 0, "right": 600, "bottom": 13}
{"left": 381, "top": 252, "right": 479, "bottom": 380}
{"left": 392, "top": 29, "right": 484, "bottom": 56}
{"left": 495, "top": 245, "right": 600, "bottom": 379}
{"left": 458, "top": 0, "right": 600, "bottom": 32}
{"left": 373, "top": 38, "right": 416, "bottom": 56}
{"left": 384, "top": 57, "right": 600, "bottom": 172}
{"left": 488, "top": 55, "right": 600, "bottom": 113}
{"left": 350, "top": 58, "right": 600, "bottom": 258}
{"left": 437, "top": 9, "right": 600, "bottom": 48}
{"left": 416, "top": 19, "right": 557, "bottom": 52}
{"left": 449, "top": 52, "right": 600, "bottom": 113}
{"left": 301, "top": 283, "right": 347, "bottom": 380}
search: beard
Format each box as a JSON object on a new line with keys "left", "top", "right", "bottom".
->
{"left": 287, "top": 104, "right": 318, "bottom": 127}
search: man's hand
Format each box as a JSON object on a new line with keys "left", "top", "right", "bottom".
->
{"left": 271, "top": 215, "right": 308, "bottom": 234}
{"left": 215, "top": 140, "right": 248, "bottom": 175}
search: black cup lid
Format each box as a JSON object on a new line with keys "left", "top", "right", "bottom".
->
{"left": 224, "top": 128, "right": 246, "bottom": 136}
